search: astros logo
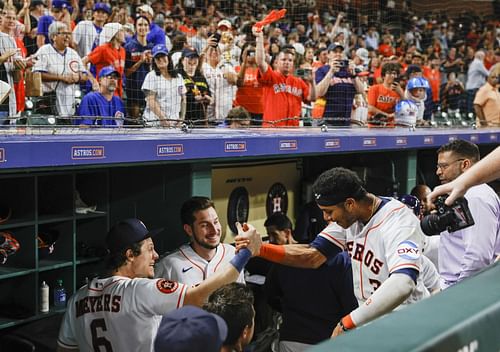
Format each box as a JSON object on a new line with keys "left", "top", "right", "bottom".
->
{"left": 396, "top": 240, "right": 420, "bottom": 260}
{"left": 156, "top": 279, "right": 178, "bottom": 294}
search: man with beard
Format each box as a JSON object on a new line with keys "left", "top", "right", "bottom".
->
{"left": 155, "top": 197, "right": 245, "bottom": 285}
{"left": 75, "top": 66, "right": 125, "bottom": 126}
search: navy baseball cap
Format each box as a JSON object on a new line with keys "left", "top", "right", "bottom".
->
{"left": 93, "top": 2, "right": 111, "bottom": 14}
{"left": 52, "top": 0, "right": 69, "bottom": 10}
{"left": 152, "top": 44, "right": 169, "bottom": 58}
{"left": 181, "top": 47, "right": 199, "bottom": 58}
{"left": 406, "top": 64, "right": 422, "bottom": 76}
{"left": 154, "top": 306, "right": 228, "bottom": 352}
{"left": 106, "top": 218, "right": 163, "bottom": 254}
{"left": 328, "top": 42, "right": 344, "bottom": 51}
{"left": 98, "top": 66, "right": 119, "bottom": 79}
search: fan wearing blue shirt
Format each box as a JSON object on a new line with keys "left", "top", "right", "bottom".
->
{"left": 75, "top": 66, "right": 125, "bottom": 126}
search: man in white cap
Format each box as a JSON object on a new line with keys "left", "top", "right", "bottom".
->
{"left": 137, "top": 4, "right": 166, "bottom": 46}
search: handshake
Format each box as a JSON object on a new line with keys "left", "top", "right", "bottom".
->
{"left": 234, "top": 222, "right": 262, "bottom": 256}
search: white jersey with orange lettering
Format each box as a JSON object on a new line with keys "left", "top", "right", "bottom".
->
{"left": 315, "top": 198, "right": 425, "bottom": 305}
{"left": 57, "top": 276, "right": 187, "bottom": 352}
{"left": 155, "top": 243, "right": 245, "bottom": 285}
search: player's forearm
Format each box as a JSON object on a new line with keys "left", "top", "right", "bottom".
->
{"left": 259, "top": 243, "right": 326, "bottom": 268}
{"left": 348, "top": 273, "right": 414, "bottom": 328}
{"left": 184, "top": 249, "right": 251, "bottom": 307}
{"left": 255, "top": 34, "right": 267, "bottom": 74}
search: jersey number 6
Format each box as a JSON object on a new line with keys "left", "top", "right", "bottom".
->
{"left": 91, "top": 318, "right": 113, "bottom": 352}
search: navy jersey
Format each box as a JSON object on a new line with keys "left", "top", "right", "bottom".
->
{"left": 265, "top": 252, "right": 358, "bottom": 344}
{"left": 75, "top": 92, "right": 125, "bottom": 126}
{"left": 124, "top": 37, "right": 154, "bottom": 102}
{"left": 315, "top": 65, "right": 356, "bottom": 126}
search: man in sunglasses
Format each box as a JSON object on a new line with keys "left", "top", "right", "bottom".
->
{"left": 75, "top": 66, "right": 125, "bottom": 126}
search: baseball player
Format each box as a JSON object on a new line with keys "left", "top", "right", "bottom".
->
{"left": 156, "top": 197, "right": 245, "bottom": 285}
{"left": 236, "top": 167, "right": 425, "bottom": 336}
{"left": 57, "top": 218, "right": 261, "bottom": 352}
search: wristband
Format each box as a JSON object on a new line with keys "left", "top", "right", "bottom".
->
{"left": 259, "top": 243, "right": 285, "bottom": 263}
{"left": 229, "top": 248, "right": 251, "bottom": 272}
{"left": 340, "top": 314, "right": 356, "bottom": 331}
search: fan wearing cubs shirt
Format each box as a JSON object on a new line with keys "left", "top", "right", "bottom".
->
{"left": 74, "top": 66, "right": 125, "bottom": 126}
{"left": 155, "top": 197, "right": 245, "bottom": 285}
{"left": 252, "top": 25, "right": 316, "bottom": 127}
{"left": 57, "top": 218, "right": 261, "bottom": 352}
{"left": 32, "top": 21, "right": 90, "bottom": 117}
{"left": 236, "top": 167, "right": 425, "bottom": 337}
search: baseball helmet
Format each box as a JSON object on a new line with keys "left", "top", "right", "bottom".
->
{"left": 407, "top": 77, "right": 429, "bottom": 90}
{"left": 395, "top": 99, "right": 418, "bottom": 125}
{"left": 398, "top": 194, "right": 421, "bottom": 217}
{"left": 0, "top": 231, "right": 20, "bottom": 264}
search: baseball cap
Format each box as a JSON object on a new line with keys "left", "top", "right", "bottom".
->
{"left": 355, "top": 48, "right": 369, "bottom": 64}
{"left": 217, "top": 19, "right": 232, "bottom": 30}
{"left": 406, "top": 64, "right": 422, "bottom": 76}
{"left": 93, "top": 2, "right": 111, "bottom": 15}
{"left": 181, "top": 47, "right": 199, "bottom": 58}
{"left": 98, "top": 66, "right": 119, "bottom": 79}
{"left": 154, "top": 306, "right": 228, "bottom": 352}
{"left": 152, "top": 44, "right": 169, "bottom": 58}
{"left": 328, "top": 42, "right": 344, "bottom": 51}
{"left": 52, "top": 0, "right": 69, "bottom": 10}
{"left": 99, "top": 22, "right": 122, "bottom": 44}
{"left": 106, "top": 218, "right": 163, "bottom": 254}
{"left": 137, "top": 4, "right": 154, "bottom": 17}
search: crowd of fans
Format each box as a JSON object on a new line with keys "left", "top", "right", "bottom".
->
{"left": 0, "top": 0, "right": 498, "bottom": 127}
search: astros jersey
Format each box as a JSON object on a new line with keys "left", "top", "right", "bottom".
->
{"left": 313, "top": 198, "right": 424, "bottom": 304}
{"left": 258, "top": 66, "right": 309, "bottom": 127}
{"left": 155, "top": 243, "right": 245, "bottom": 286}
{"left": 57, "top": 276, "right": 187, "bottom": 352}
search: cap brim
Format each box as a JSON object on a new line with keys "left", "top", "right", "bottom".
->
{"left": 147, "top": 228, "right": 163, "bottom": 239}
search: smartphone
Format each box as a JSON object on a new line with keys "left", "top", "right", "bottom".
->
{"left": 208, "top": 32, "right": 221, "bottom": 46}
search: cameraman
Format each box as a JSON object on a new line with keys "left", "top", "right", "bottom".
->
{"left": 315, "top": 42, "right": 365, "bottom": 126}
{"left": 435, "top": 140, "right": 500, "bottom": 289}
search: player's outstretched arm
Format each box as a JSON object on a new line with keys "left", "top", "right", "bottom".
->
{"left": 428, "top": 146, "right": 500, "bottom": 205}
{"left": 184, "top": 223, "right": 261, "bottom": 307}
{"left": 332, "top": 273, "right": 415, "bottom": 337}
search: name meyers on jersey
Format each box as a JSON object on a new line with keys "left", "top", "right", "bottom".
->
{"left": 75, "top": 294, "right": 121, "bottom": 317}
{"left": 346, "top": 241, "right": 383, "bottom": 275}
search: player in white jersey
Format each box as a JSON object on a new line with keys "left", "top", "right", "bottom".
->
{"left": 236, "top": 167, "right": 424, "bottom": 337}
{"left": 156, "top": 197, "right": 245, "bottom": 285}
{"left": 32, "top": 22, "right": 90, "bottom": 117}
{"left": 57, "top": 218, "right": 261, "bottom": 352}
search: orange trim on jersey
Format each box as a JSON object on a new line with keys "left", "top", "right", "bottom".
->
{"left": 180, "top": 247, "right": 207, "bottom": 280}
{"left": 319, "top": 231, "right": 346, "bottom": 250}
{"left": 359, "top": 204, "right": 407, "bottom": 300}
{"left": 213, "top": 244, "right": 226, "bottom": 273}
{"left": 87, "top": 278, "right": 125, "bottom": 292}
{"left": 389, "top": 262, "right": 420, "bottom": 273}
{"left": 176, "top": 284, "right": 187, "bottom": 308}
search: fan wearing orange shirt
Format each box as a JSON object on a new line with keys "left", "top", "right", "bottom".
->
{"left": 253, "top": 26, "right": 316, "bottom": 127}
{"left": 234, "top": 45, "right": 264, "bottom": 125}
{"left": 83, "top": 23, "right": 126, "bottom": 97}
{"left": 367, "top": 62, "right": 404, "bottom": 127}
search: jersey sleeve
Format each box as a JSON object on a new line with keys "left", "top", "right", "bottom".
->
{"left": 384, "top": 210, "right": 423, "bottom": 275}
{"left": 57, "top": 296, "right": 79, "bottom": 349}
{"left": 132, "top": 278, "right": 187, "bottom": 316}
{"left": 141, "top": 71, "right": 157, "bottom": 93}
{"left": 310, "top": 222, "right": 346, "bottom": 258}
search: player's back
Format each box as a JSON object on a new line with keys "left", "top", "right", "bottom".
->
{"left": 58, "top": 276, "right": 186, "bottom": 352}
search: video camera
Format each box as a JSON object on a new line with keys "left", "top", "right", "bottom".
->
{"left": 420, "top": 195, "right": 474, "bottom": 236}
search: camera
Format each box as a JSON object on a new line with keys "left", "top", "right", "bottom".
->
{"left": 420, "top": 196, "right": 475, "bottom": 236}
{"left": 340, "top": 59, "right": 349, "bottom": 68}
{"left": 295, "top": 68, "right": 312, "bottom": 79}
